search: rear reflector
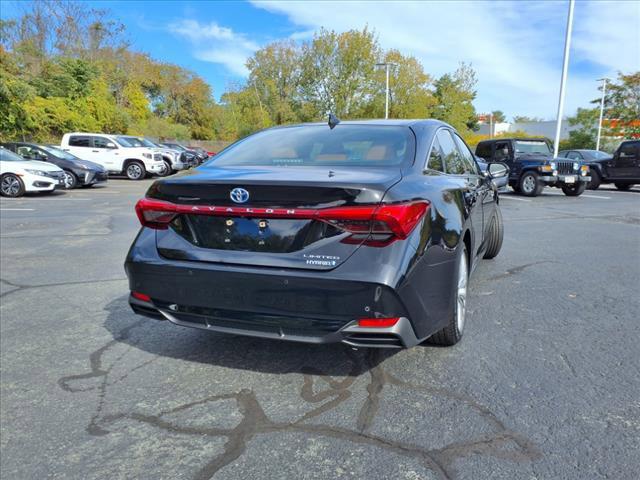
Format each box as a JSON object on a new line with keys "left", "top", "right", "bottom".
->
{"left": 357, "top": 317, "right": 400, "bottom": 328}
{"left": 131, "top": 291, "right": 151, "bottom": 302}
{"left": 135, "top": 198, "right": 429, "bottom": 241}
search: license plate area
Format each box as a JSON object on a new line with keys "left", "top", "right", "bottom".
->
{"left": 563, "top": 176, "right": 576, "bottom": 183}
{"left": 171, "top": 215, "right": 341, "bottom": 253}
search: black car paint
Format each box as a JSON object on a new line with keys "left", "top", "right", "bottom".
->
{"left": 475, "top": 138, "right": 588, "bottom": 190}
{"left": 577, "top": 141, "right": 640, "bottom": 186}
{"left": 126, "top": 120, "right": 501, "bottom": 347}
{"left": 1, "top": 142, "right": 108, "bottom": 186}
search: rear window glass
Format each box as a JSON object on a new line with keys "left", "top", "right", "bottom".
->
{"left": 210, "top": 125, "right": 415, "bottom": 167}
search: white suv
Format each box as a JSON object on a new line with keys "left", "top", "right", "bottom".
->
{"left": 60, "top": 133, "right": 166, "bottom": 180}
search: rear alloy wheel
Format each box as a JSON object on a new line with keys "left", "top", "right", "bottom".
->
{"left": 1, "top": 174, "right": 25, "bottom": 198}
{"left": 588, "top": 170, "right": 601, "bottom": 190}
{"left": 519, "top": 171, "right": 542, "bottom": 196}
{"left": 561, "top": 182, "right": 586, "bottom": 196}
{"left": 483, "top": 207, "right": 504, "bottom": 259}
{"left": 427, "top": 245, "right": 468, "bottom": 346}
{"left": 125, "top": 161, "right": 146, "bottom": 180}
{"left": 615, "top": 183, "right": 632, "bottom": 191}
{"left": 63, "top": 170, "right": 77, "bottom": 189}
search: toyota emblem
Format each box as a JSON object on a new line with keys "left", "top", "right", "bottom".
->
{"left": 230, "top": 187, "right": 250, "bottom": 204}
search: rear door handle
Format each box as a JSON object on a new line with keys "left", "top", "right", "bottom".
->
{"left": 92, "top": 150, "right": 99, "bottom": 153}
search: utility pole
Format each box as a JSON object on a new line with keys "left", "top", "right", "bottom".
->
{"left": 553, "top": 0, "right": 575, "bottom": 158}
{"left": 489, "top": 112, "right": 494, "bottom": 139}
{"left": 375, "top": 62, "right": 398, "bottom": 119}
{"left": 596, "top": 77, "right": 610, "bottom": 151}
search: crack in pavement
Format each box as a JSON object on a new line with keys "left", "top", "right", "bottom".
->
{"left": 0, "top": 277, "right": 127, "bottom": 298}
{"left": 58, "top": 321, "right": 542, "bottom": 480}
{"left": 487, "top": 261, "right": 551, "bottom": 281}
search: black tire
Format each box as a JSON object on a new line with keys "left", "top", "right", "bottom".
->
{"left": 615, "top": 183, "right": 632, "bottom": 191}
{"left": 125, "top": 161, "right": 146, "bottom": 180}
{"left": 0, "top": 174, "right": 25, "bottom": 198}
{"left": 427, "top": 245, "right": 468, "bottom": 346}
{"left": 588, "top": 170, "right": 601, "bottom": 190}
{"left": 483, "top": 207, "right": 503, "bottom": 259}
{"left": 62, "top": 170, "right": 77, "bottom": 189}
{"left": 519, "top": 171, "right": 542, "bottom": 197}
{"left": 157, "top": 160, "right": 172, "bottom": 177}
{"left": 561, "top": 182, "right": 587, "bottom": 196}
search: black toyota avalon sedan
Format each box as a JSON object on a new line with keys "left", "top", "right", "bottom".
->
{"left": 126, "top": 119, "right": 507, "bottom": 348}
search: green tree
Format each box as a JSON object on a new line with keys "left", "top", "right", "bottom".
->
{"left": 596, "top": 72, "right": 640, "bottom": 138}
{"left": 363, "top": 49, "right": 435, "bottom": 119}
{"left": 246, "top": 40, "right": 303, "bottom": 125}
{"left": 512, "top": 115, "right": 542, "bottom": 123}
{"left": 491, "top": 110, "right": 506, "bottom": 123}
{"left": 432, "top": 63, "right": 478, "bottom": 133}
{"left": 300, "top": 27, "right": 380, "bottom": 118}
{"left": 558, "top": 107, "right": 599, "bottom": 150}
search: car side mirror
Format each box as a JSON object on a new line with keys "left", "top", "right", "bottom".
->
{"left": 488, "top": 162, "right": 508, "bottom": 178}
{"left": 106, "top": 142, "right": 117, "bottom": 149}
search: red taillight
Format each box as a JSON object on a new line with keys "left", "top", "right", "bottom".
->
{"left": 134, "top": 198, "right": 429, "bottom": 242}
{"left": 357, "top": 317, "right": 400, "bottom": 328}
{"left": 135, "top": 198, "right": 178, "bottom": 229}
{"left": 131, "top": 291, "right": 151, "bottom": 302}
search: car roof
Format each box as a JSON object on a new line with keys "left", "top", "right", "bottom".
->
{"left": 265, "top": 119, "right": 451, "bottom": 130}
{"left": 479, "top": 137, "right": 548, "bottom": 143}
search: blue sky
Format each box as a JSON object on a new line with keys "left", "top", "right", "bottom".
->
{"left": 2, "top": 0, "right": 639, "bottom": 120}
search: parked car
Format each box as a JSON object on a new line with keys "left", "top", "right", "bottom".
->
{"left": 187, "top": 146, "right": 212, "bottom": 162}
{"left": 563, "top": 141, "right": 639, "bottom": 191}
{"left": 475, "top": 138, "right": 590, "bottom": 196}
{"left": 126, "top": 119, "right": 508, "bottom": 348}
{"left": 118, "top": 136, "right": 189, "bottom": 175}
{"left": 0, "top": 147, "right": 65, "bottom": 197}
{"left": 60, "top": 133, "right": 166, "bottom": 180}
{"left": 161, "top": 142, "right": 205, "bottom": 165}
{"left": 1, "top": 142, "right": 108, "bottom": 189}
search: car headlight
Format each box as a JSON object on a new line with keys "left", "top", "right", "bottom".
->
{"left": 550, "top": 162, "right": 557, "bottom": 170}
{"left": 25, "top": 169, "right": 47, "bottom": 176}
{"left": 573, "top": 162, "right": 579, "bottom": 170}
{"left": 142, "top": 153, "right": 152, "bottom": 159}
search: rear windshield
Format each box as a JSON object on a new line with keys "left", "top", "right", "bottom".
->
{"left": 210, "top": 125, "right": 415, "bottom": 167}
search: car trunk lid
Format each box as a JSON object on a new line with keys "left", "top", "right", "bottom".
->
{"left": 145, "top": 165, "right": 402, "bottom": 270}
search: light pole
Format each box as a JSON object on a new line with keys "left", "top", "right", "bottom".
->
{"left": 596, "top": 77, "right": 610, "bottom": 151}
{"left": 553, "top": 0, "right": 575, "bottom": 158}
{"left": 376, "top": 62, "right": 397, "bottom": 119}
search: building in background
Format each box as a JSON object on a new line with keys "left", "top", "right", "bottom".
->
{"left": 476, "top": 120, "right": 583, "bottom": 139}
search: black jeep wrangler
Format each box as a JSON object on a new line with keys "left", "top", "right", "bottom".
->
{"left": 475, "top": 138, "right": 590, "bottom": 197}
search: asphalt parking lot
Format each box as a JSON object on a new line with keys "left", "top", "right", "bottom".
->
{"left": 1, "top": 180, "right": 639, "bottom": 480}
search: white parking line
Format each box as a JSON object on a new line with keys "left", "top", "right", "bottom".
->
{"left": 0, "top": 208, "right": 35, "bottom": 211}
{"left": 500, "top": 196, "right": 532, "bottom": 202}
{"left": 543, "top": 191, "right": 610, "bottom": 199}
{"left": 582, "top": 194, "right": 611, "bottom": 199}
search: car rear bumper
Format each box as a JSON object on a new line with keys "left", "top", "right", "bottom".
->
{"left": 129, "top": 294, "right": 419, "bottom": 348}
{"left": 125, "top": 254, "right": 421, "bottom": 349}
